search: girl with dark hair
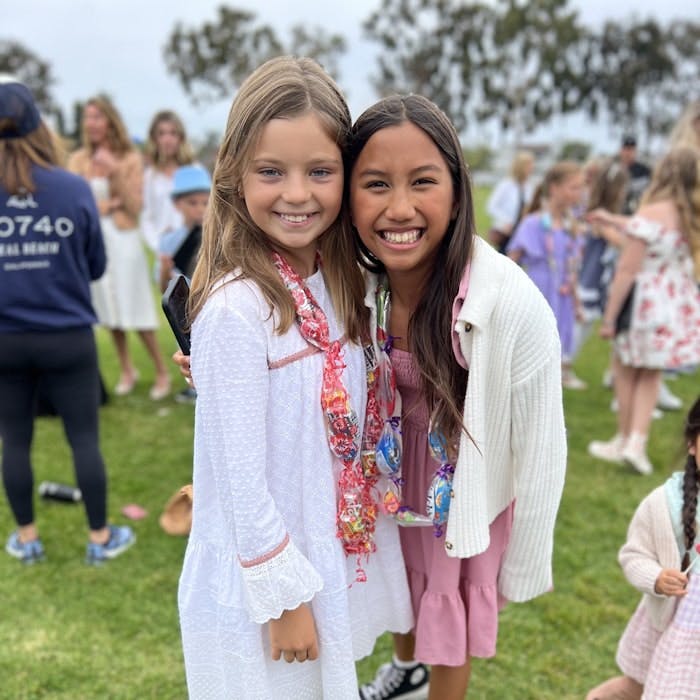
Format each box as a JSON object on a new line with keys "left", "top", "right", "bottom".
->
{"left": 586, "top": 396, "right": 700, "bottom": 700}
{"left": 349, "top": 95, "right": 567, "bottom": 700}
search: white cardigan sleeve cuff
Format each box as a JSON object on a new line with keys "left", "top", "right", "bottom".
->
{"left": 240, "top": 537, "right": 324, "bottom": 624}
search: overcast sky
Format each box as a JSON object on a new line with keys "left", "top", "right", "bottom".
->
{"left": 4, "top": 0, "right": 697, "bottom": 155}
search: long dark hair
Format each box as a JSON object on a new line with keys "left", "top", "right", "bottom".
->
{"left": 346, "top": 94, "right": 475, "bottom": 443}
{"left": 681, "top": 396, "right": 700, "bottom": 571}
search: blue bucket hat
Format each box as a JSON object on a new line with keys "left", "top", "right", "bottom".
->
{"left": 171, "top": 165, "right": 211, "bottom": 199}
{"left": 0, "top": 75, "right": 42, "bottom": 139}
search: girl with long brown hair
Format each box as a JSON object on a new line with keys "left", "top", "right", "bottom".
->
{"left": 349, "top": 95, "right": 567, "bottom": 700}
{"left": 177, "top": 57, "right": 412, "bottom": 700}
{"left": 141, "top": 109, "right": 195, "bottom": 253}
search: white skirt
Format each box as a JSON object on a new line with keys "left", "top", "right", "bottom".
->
{"left": 91, "top": 216, "right": 158, "bottom": 330}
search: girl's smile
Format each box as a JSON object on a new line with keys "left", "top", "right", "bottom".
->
{"left": 350, "top": 121, "right": 455, "bottom": 278}
{"left": 242, "top": 112, "right": 343, "bottom": 277}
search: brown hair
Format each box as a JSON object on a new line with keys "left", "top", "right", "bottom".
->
{"left": 347, "top": 94, "right": 474, "bottom": 443}
{"left": 81, "top": 96, "right": 133, "bottom": 155}
{"left": 586, "top": 158, "right": 629, "bottom": 214}
{"left": 526, "top": 160, "right": 581, "bottom": 214}
{"left": 642, "top": 146, "right": 700, "bottom": 277}
{"left": 188, "top": 56, "right": 367, "bottom": 343}
{"left": 144, "top": 110, "right": 195, "bottom": 168}
{"left": 681, "top": 396, "right": 700, "bottom": 571}
{"left": 0, "top": 118, "right": 62, "bottom": 193}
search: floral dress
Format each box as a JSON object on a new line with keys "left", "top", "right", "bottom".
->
{"left": 615, "top": 216, "right": 700, "bottom": 369}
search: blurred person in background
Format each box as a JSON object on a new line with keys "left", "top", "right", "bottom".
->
{"left": 588, "top": 147, "right": 700, "bottom": 475}
{"left": 486, "top": 150, "right": 535, "bottom": 254}
{"left": 618, "top": 135, "right": 651, "bottom": 216}
{"left": 507, "top": 161, "right": 587, "bottom": 390}
{"left": 0, "top": 78, "right": 135, "bottom": 564}
{"left": 141, "top": 109, "right": 195, "bottom": 254}
{"left": 68, "top": 96, "right": 171, "bottom": 400}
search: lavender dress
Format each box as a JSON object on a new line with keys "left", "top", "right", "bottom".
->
{"left": 506, "top": 213, "right": 581, "bottom": 360}
{"left": 391, "top": 347, "right": 513, "bottom": 667}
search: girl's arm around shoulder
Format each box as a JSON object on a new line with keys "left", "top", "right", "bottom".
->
{"left": 192, "top": 282, "right": 323, "bottom": 624}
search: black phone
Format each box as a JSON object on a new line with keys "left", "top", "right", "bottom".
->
{"left": 161, "top": 274, "right": 191, "bottom": 355}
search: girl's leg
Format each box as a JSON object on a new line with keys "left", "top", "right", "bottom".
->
{"left": 628, "top": 368, "right": 661, "bottom": 437}
{"left": 393, "top": 631, "right": 416, "bottom": 661}
{"left": 427, "top": 661, "right": 471, "bottom": 700}
{"left": 111, "top": 328, "right": 137, "bottom": 393}
{"left": 136, "top": 330, "right": 171, "bottom": 399}
{"left": 585, "top": 675, "right": 643, "bottom": 700}
{"left": 37, "top": 330, "right": 109, "bottom": 541}
{"left": 621, "top": 367, "right": 660, "bottom": 475}
{"left": 0, "top": 339, "right": 38, "bottom": 536}
{"left": 613, "top": 358, "right": 637, "bottom": 438}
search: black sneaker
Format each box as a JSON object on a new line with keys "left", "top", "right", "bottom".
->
{"left": 359, "top": 660, "right": 430, "bottom": 700}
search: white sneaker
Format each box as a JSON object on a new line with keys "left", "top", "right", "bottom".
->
{"left": 610, "top": 399, "right": 663, "bottom": 420}
{"left": 602, "top": 368, "right": 614, "bottom": 389}
{"left": 621, "top": 433, "right": 654, "bottom": 475}
{"left": 657, "top": 381, "right": 682, "bottom": 411}
{"left": 562, "top": 370, "right": 587, "bottom": 390}
{"left": 588, "top": 434, "right": 626, "bottom": 463}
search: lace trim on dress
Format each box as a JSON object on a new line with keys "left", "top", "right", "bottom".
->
{"left": 239, "top": 537, "right": 324, "bottom": 624}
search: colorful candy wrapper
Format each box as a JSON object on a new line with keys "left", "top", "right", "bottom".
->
{"left": 375, "top": 419, "right": 402, "bottom": 475}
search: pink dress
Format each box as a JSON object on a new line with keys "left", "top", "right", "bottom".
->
{"left": 615, "top": 216, "right": 700, "bottom": 369}
{"left": 391, "top": 347, "right": 513, "bottom": 667}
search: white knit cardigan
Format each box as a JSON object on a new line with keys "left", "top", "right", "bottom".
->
{"left": 364, "top": 237, "right": 568, "bottom": 603}
{"left": 618, "top": 485, "right": 680, "bottom": 631}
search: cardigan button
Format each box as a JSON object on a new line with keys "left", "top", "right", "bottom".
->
{"left": 464, "top": 323, "right": 472, "bottom": 332}
{"left": 445, "top": 541, "right": 453, "bottom": 550}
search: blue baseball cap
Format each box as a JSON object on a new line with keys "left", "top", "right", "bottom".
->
{"left": 171, "top": 165, "right": 211, "bottom": 199}
{"left": 0, "top": 76, "right": 41, "bottom": 139}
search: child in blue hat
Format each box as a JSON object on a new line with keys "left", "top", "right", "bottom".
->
{"left": 158, "top": 164, "right": 211, "bottom": 293}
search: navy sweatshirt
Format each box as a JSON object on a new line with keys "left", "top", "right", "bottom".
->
{"left": 0, "top": 165, "right": 106, "bottom": 332}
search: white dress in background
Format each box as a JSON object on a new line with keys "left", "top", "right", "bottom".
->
{"left": 141, "top": 166, "right": 183, "bottom": 253}
{"left": 89, "top": 177, "right": 158, "bottom": 330}
{"left": 178, "top": 269, "right": 413, "bottom": 700}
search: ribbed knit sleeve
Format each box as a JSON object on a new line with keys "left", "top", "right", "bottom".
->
{"left": 618, "top": 488, "right": 673, "bottom": 596}
{"left": 502, "top": 298, "right": 566, "bottom": 602}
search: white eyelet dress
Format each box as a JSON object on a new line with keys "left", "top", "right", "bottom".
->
{"left": 178, "top": 269, "right": 413, "bottom": 700}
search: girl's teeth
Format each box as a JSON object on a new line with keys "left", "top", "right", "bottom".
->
{"left": 382, "top": 229, "right": 420, "bottom": 243}
{"left": 280, "top": 214, "right": 310, "bottom": 223}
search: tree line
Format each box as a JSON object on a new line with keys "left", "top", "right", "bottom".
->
{"left": 3, "top": 0, "right": 699, "bottom": 144}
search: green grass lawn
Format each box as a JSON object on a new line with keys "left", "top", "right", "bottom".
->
{"left": 1, "top": 189, "right": 698, "bottom": 698}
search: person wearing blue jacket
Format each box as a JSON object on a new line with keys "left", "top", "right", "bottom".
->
{"left": 0, "top": 78, "right": 135, "bottom": 565}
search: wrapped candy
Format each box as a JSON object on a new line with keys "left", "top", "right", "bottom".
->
{"left": 426, "top": 464, "right": 455, "bottom": 536}
{"left": 375, "top": 419, "right": 402, "bottom": 475}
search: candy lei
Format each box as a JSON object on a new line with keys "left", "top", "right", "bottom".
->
{"left": 270, "top": 252, "right": 378, "bottom": 581}
{"left": 541, "top": 210, "right": 577, "bottom": 296}
{"left": 370, "top": 278, "right": 455, "bottom": 537}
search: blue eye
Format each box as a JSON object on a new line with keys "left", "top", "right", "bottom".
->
{"left": 311, "top": 168, "right": 332, "bottom": 178}
{"left": 259, "top": 168, "right": 281, "bottom": 177}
